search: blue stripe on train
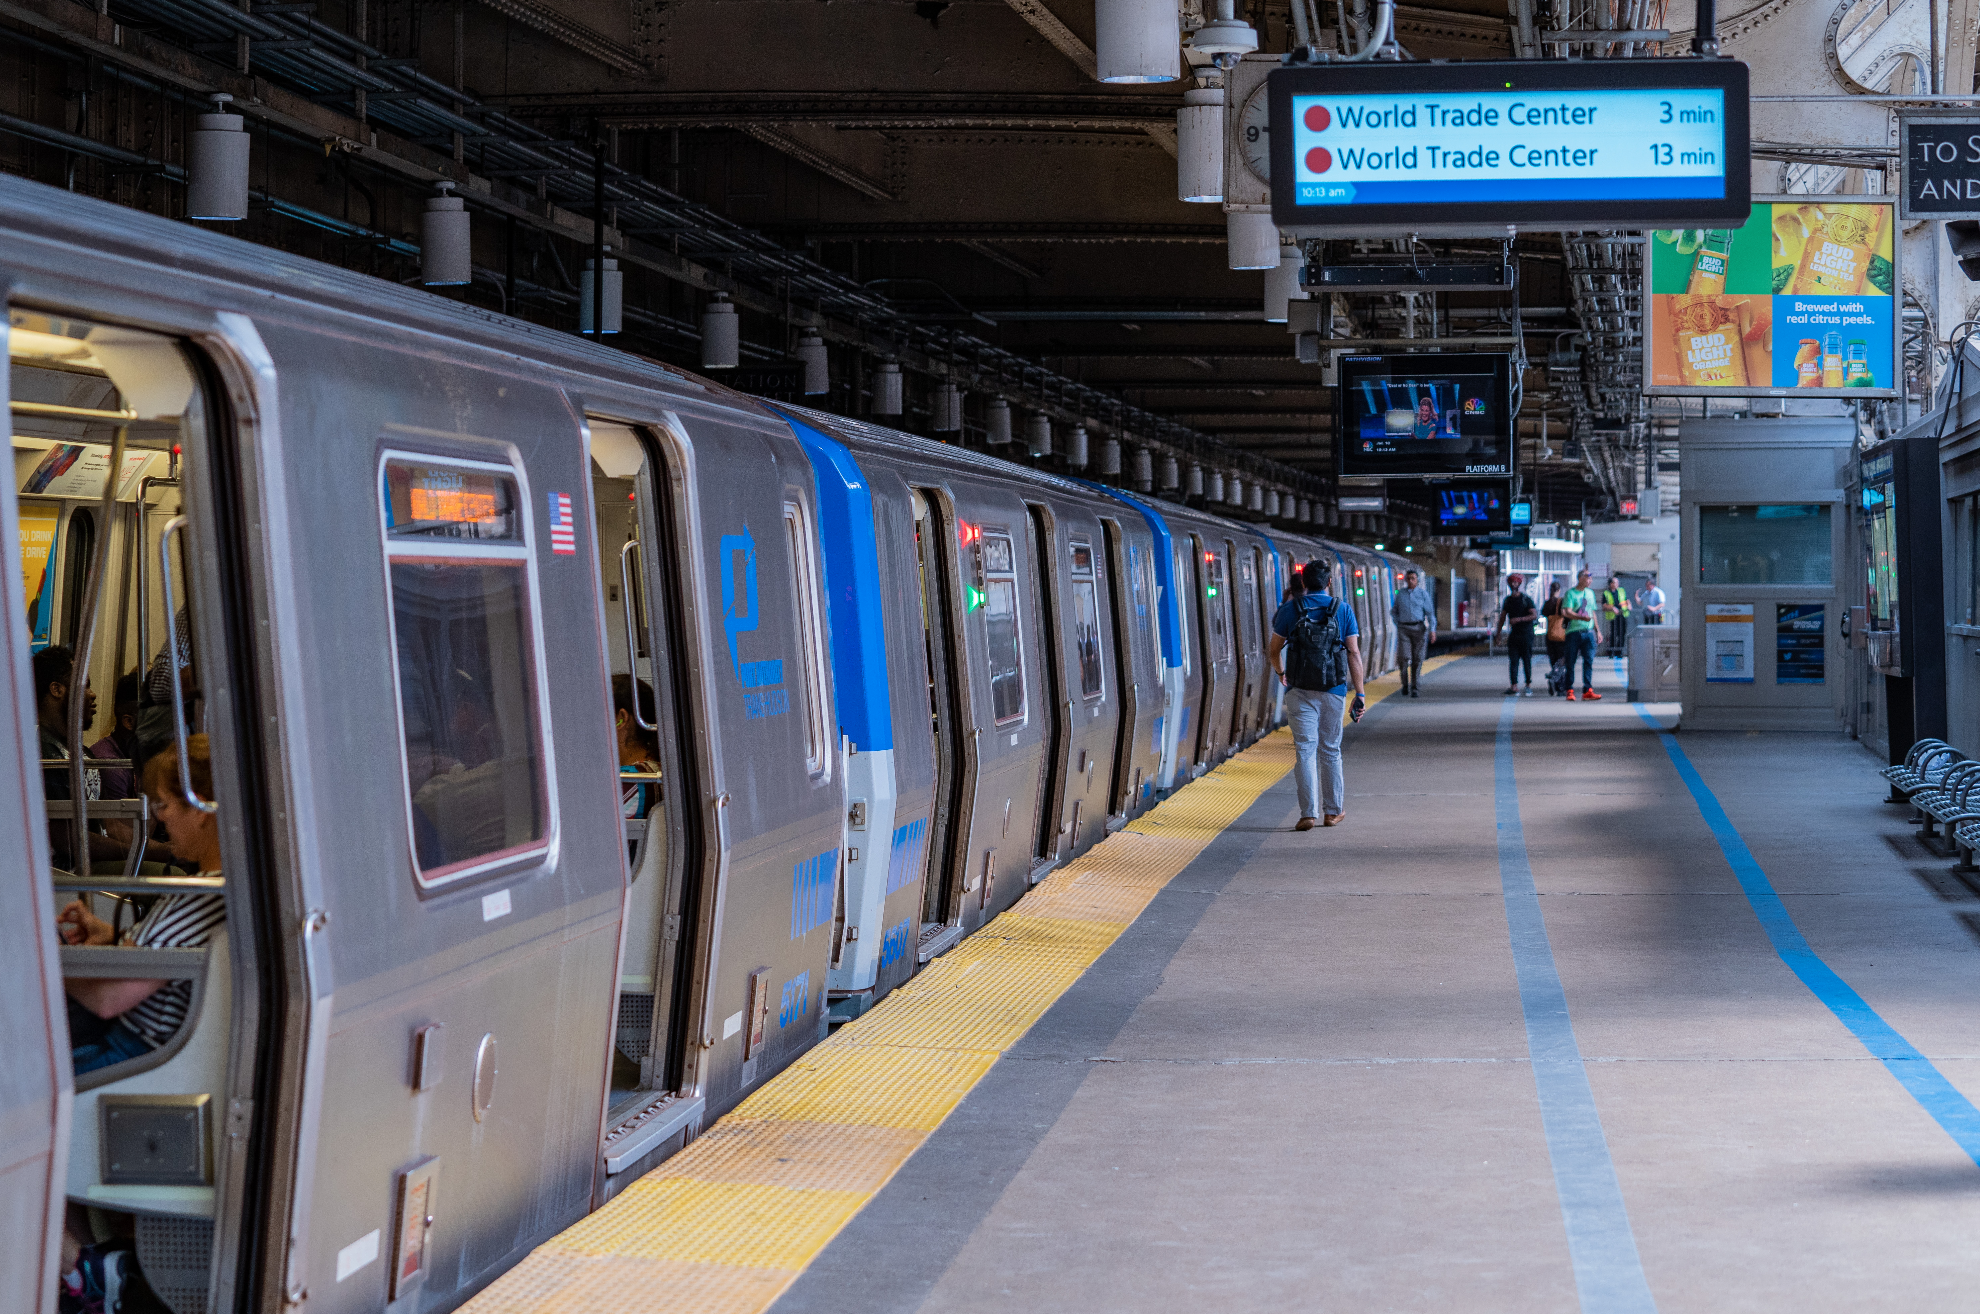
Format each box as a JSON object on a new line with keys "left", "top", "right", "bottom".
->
{"left": 790, "top": 848, "right": 838, "bottom": 939}
{"left": 884, "top": 817, "right": 928, "bottom": 895}
{"left": 771, "top": 408, "right": 895, "bottom": 753}
{"left": 1076, "top": 482, "right": 1180, "bottom": 669}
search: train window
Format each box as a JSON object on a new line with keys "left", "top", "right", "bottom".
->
{"left": 982, "top": 531, "right": 1026, "bottom": 724}
{"left": 1206, "top": 551, "right": 1231, "bottom": 661}
{"left": 1069, "top": 539, "right": 1103, "bottom": 700}
{"left": 1173, "top": 544, "right": 1192, "bottom": 674}
{"left": 784, "top": 501, "right": 832, "bottom": 777}
{"left": 379, "top": 454, "right": 548, "bottom": 888}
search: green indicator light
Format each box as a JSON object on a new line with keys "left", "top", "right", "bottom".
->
{"left": 966, "top": 585, "right": 986, "bottom": 612}
{"left": 1207, "top": 587, "right": 1219, "bottom": 597}
{"left": 1356, "top": 588, "right": 1366, "bottom": 596}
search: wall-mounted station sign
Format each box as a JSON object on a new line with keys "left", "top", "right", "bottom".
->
{"left": 1268, "top": 59, "right": 1749, "bottom": 237}
{"left": 1899, "top": 114, "right": 1980, "bottom": 220}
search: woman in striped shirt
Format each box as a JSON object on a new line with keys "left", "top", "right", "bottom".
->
{"left": 57, "top": 734, "right": 224, "bottom": 1075}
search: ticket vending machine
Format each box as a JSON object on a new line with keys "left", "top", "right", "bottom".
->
{"left": 1679, "top": 417, "right": 1855, "bottom": 731}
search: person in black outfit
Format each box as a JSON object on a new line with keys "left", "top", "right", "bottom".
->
{"left": 1495, "top": 574, "right": 1538, "bottom": 696}
{"left": 1540, "top": 581, "right": 1567, "bottom": 678}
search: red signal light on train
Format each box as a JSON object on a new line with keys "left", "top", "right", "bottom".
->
{"left": 959, "top": 522, "right": 981, "bottom": 545}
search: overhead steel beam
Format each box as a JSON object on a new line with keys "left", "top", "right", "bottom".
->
{"left": 738, "top": 124, "right": 894, "bottom": 201}
{"left": 472, "top": 0, "right": 647, "bottom": 73}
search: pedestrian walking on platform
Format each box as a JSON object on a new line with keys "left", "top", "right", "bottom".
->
{"left": 1269, "top": 560, "right": 1365, "bottom": 832}
{"left": 1391, "top": 568, "right": 1436, "bottom": 698}
{"left": 1541, "top": 581, "right": 1567, "bottom": 678}
{"left": 1635, "top": 575, "right": 1666, "bottom": 626}
{"left": 1495, "top": 573, "right": 1538, "bottom": 696}
{"left": 1601, "top": 576, "right": 1628, "bottom": 657}
{"left": 1562, "top": 568, "right": 1602, "bottom": 701}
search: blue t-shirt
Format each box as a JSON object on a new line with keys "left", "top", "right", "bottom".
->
{"left": 1272, "top": 594, "right": 1359, "bottom": 695}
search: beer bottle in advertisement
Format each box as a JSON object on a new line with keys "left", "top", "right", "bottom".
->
{"left": 1673, "top": 296, "right": 1749, "bottom": 387}
{"left": 1794, "top": 338, "right": 1821, "bottom": 387}
{"left": 1686, "top": 230, "right": 1734, "bottom": 295}
{"left": 1821, "top": 331, "right": 1844, "bottom": 387}
{"left": 1789, "top": 205, "right": 1885, "bottom": 296}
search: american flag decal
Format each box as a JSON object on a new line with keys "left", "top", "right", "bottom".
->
{"left": 547, "top": 491, "right": 576, "bottom": 554}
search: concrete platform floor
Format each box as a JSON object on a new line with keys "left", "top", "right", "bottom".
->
{"left": 774, "top": 655, "right": 1980, "bottom": 1314}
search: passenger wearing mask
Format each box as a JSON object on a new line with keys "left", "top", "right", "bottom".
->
{"left": 1561, "top": 568, "right": 1602, "bottom": 701}
{"left": 1269, "top": 561, "right": 1365, "bottom": 831}
{"left": 1601, "top": 576, "right": 1629, "bottom": 657}
{"left": 1495, "top": 573, "right": 1538, "bottom": 696}
{"left": 1390, "top": 569, "right": 1436, "bottom": 699}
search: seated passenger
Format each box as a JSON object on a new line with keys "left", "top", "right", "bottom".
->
{"left": 57, "top": 734, "right": 224, "bottom": 1076}
{"left": 87, "top": 670, "right": 143, "bottom": 802}
{"left": 35, "top": 646, "right": 130, "bottom": 872}
{"left": 614, "top": 674, "right": 662, "bottom": 820}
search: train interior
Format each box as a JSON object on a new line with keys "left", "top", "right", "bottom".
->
{"left": 586, "top": 419, "right": 704, "bottom": 1149}
{"left": 13, "top": 308, "right": 259, "bottom": 1314}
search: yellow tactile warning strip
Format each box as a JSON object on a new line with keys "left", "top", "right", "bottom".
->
{"left": 464, "top": 651, "right": 1471, "bottom": 1314}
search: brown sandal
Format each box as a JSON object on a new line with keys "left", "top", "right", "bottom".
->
{"left": 1323, "top": 813, "right": 1346, "bottom": 827}
{"left": 1295, "top": 817, "right": 1317, "bottom": 832}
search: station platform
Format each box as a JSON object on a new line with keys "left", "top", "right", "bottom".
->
{"left": 468, "top": 654, "right": 1980, "bottom": 1314}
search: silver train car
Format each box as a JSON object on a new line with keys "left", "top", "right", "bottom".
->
{"left": 0, "top": 175, "right": 1407, "bottom": 1314}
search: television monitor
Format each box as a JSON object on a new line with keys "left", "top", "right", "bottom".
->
{"left": 1434, "top": 481, "right": 1515, "bottom": 532}
{"left": 1510, "top": 501, "right": 1534, "bottom": 526}
{"left": 1336, "top": 353, "right": 1513, "bottom": 478}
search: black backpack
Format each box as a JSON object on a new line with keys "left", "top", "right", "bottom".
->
{"left": 1287, "top": 597, "right": 1347, "bottom": 692}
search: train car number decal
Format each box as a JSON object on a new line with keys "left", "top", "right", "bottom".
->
{"left": 778, "top": 971, "right": 813, "bottom": 1028}
{"left": 879, "top": 918, "right": 913, "bottom": 971}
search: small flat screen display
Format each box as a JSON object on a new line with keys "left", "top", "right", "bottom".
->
{"left": 1434, "top": 481, "right": 1515, "bottom": 531}
{"left": 1337, "top": 353, "right": 1512, "bottom": 478}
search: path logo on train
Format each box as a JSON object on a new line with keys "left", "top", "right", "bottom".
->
{"left": 719, "top": 523, "right": 791, "bottom": 718}
{"left": 885, "top": 818, "right": 929, "bottom": 895}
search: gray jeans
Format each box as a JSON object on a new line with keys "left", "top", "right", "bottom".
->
{"left": 1397, "top": 621, "right": 1431, "bottom": 686}
{"left": 1286, "top": 687, "right": 1346, "bottom": 819}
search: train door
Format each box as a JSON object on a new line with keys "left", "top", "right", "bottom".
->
{"left": 1100, "top": 520, "right": 1141, "bottom": 818}
{"left": 587, "top": 420, "right": 707, "bottom": 1187}
{"left": 1196, "top": 540, "right": 1237, "bottom": 765}
{"left": 911, "top": 490, "right": 973, "bottom": 955}
{"left": 1231, "top": 547, "right": 1262, "bottom": 745}
{"left": 1063, "top": 531, "right": 1111, "bottom": 854}
{"left": 1024, "top": 505, "right": 1070, "bottom": 868}
{"left": 1172, "top": 535, "right": 1201, "bottom": 775}
{"left": 9, "top": 310, "right": 290, "bottom": 1314}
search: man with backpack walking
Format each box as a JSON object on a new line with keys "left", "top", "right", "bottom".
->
{"left": 1268, "top": 560, "right": 1366, "bottom": 831}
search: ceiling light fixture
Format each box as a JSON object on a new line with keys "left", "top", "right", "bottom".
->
{"left": 873, "top": 361, "right": 904, "bottom": 415}
{"left": 187, "top": 93, "right": 249, "bottom": 221}
{"left": 986, "top": 397, "right": 1013, "bottom": 444}
{"left": 796, "top": 330, "right": 829, "bottom": 395}
{"left": 1097, "top": 0, "right": 1179, "bottom": 83}
{"left": 1263, "top": 240, "right": 1309, "bottom": 323}
{"left": 1177, "top": 87, "right": 1225, "bottom": 202}
{"left": 583, "top": 249, "right": 625, "bottom": 336}
{"left": 699, "top": 290, "right": 736, "bottom": 364}
{"left": 421, "top": 183, "right": 471, "bottom": 286}
{"left": 1227, "top": 211, "right": 1280, "bottom": 271}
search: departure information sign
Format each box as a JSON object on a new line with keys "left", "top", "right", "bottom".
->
{"left": 1270, "top": 60, "right": 1749, "bottom": 235}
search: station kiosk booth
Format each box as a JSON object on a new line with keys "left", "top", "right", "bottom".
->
{"left": 1678, "top": 416, "right": 1852, "bottom": 731}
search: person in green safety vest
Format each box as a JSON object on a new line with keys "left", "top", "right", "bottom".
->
{"left": 1600, "top": 576, "right": 1629, "bottom": 657}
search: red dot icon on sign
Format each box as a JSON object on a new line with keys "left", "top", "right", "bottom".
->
{"left": 1303, "top": 105, "right": 1330, "bottom": 132}
{"left": 1306, "top": 147, "right": 1333, "bottom": 174}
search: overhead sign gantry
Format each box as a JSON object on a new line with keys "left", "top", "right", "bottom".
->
{"left": 1269, "top": 59, "right": 1750, "bottom": 237}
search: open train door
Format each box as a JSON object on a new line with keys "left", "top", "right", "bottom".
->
{"left": 0, "top": 354, "right": 68, "bottom": 1313}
